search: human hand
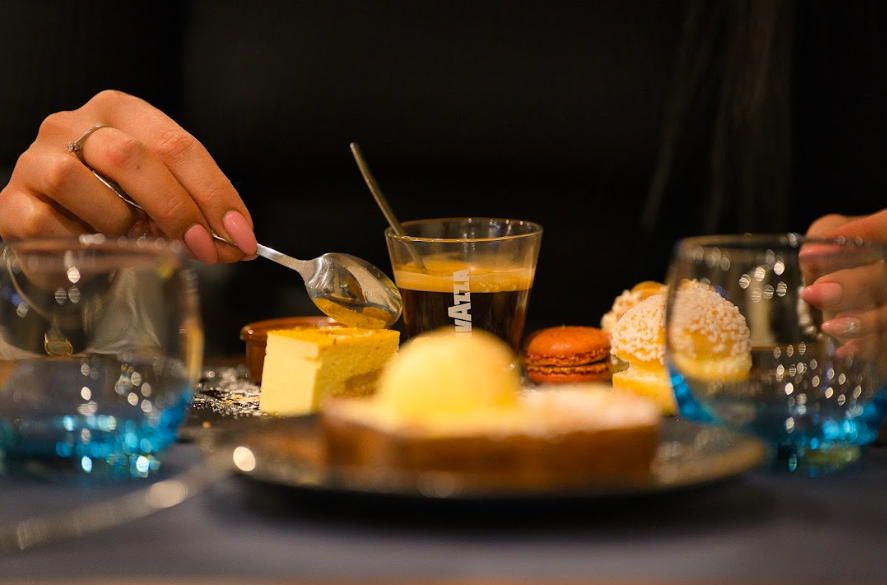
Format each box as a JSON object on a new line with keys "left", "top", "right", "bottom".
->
{"left": 802, "top": 211, "right": 887, "bottom": 366}
{"left": 0, "top": 90, "right": 257, "bottom": 264}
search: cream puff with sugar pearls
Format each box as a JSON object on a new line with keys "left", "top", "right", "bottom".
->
{"left": 609, "top": 294, "right": 676, "bottom": 414}
{"left": 668, "top": 286, "right": 752, "bottom": 382}
{"left": 601, "top": 281, "right": 667, "bottom": 334}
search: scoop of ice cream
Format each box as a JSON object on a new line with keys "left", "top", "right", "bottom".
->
{"left": 376, "top": 330, "right": 521, "bottom": 418}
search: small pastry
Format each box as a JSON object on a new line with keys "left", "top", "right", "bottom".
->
{"left": 523, "top": 326, "right": 611, "bottom": 384}
{"left": 610, "top": 285, "right": 752, "bottom": 415}
{"left": 610, "top": 294, "right": 675, "bottom": 414}
{"left": 668, "top": 285, "right": 752, "bottom": 382}
{"left": 601, "top": 281, "right": 667, "bottom": 334}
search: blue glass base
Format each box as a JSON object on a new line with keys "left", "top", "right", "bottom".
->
{"left": 767, "top": 444, "right": 861, "bottom": 477}
{"left": 668, "top": 365, "right": 886, "bottom": 476}
{"left": 0, "top": 407, "right": 187, "bottom": 481}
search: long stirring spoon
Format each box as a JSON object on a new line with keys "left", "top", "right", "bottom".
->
{"left": 90, "top": 170, "right": 402, "bottom": 329}
{"left": 349, "top": 142, "right": 425, "bottom": 270}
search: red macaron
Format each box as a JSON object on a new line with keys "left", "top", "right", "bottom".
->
{"left": 524, "top": 326, "right": 611, "bottom": 385}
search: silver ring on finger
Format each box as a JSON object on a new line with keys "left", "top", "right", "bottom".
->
{"left": 67, "top": 123, "right": 112, "bottom": 165}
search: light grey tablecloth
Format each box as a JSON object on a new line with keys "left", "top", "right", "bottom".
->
{"left": 1, "top": 442, "right": 886, "bottom": 584}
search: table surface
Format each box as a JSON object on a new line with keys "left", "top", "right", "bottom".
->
{"left": 2, "top": 433, "right": 887, "bottom": 584}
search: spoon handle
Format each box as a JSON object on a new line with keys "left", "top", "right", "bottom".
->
{"left": 349, "top": 143, "right": 426, "bottom": 270}
{"left": 350, "top": 143, "right": 407, "bottom": 235}
{"left": 91, "top": 169, "right": 311, "bottom": 276}
{"left": 208, "top": 232, "right": 309, "bottom": 276}
{"left": 252, "top": 243, "right": 310, "bottom": 277}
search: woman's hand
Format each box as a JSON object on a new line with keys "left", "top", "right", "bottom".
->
{"left": 803, "top": 211, "right": 887, "bottom": 367}
{"left": 0, "top": 90, "right": 257, "bottom": 264}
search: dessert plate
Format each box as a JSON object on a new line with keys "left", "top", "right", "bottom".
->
{"left": 197, "top": 414, "right": 767, "bottom": 500}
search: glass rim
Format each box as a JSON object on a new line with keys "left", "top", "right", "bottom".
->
{"left": 384, "top": 217, "right": 543, "bottom": 243}
{"left": 0, "top": 234, "right": 188, "bottom": 258}
{"left": 674, "top": 233, "right": 887, "bottom": 254}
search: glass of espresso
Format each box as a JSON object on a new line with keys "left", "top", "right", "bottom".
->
{"left": 385, "top": 218, "right": 542, "bottom": 351}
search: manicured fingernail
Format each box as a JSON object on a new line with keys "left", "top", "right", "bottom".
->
{"left": 799, "top": 244, "right": 841, "bottom": 260}
{"left": 801, "top": 283, "right": 843, "bottom": 307}
{"left": 822, "top": 317, "right": 862, "bottom": 338}
{"left": 184, "top": 224, "right": 218, "bottom": 264}
{"left": 223, "top": 211, "right": 258, "bottom": 256}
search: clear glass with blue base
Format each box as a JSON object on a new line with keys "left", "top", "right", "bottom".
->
{"left": 0, "top": 236, "right": 202, "bottom": 480}
{"left": 666, "top": 234, "right": 887, "bottom": 475}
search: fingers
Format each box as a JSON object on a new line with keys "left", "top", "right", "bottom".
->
{"left": 819, "top": 302, "right": 887, "bottom": 338}
{"left": 799, "top": 243, "right": 880, "bottom": 282}
{"left": 834, "top": 335, "right": 887, "bottom": 369}
{"left": 7, "top": 90, "right": 258, "bottom": 264}
{"left": 86, "top": 91, "right": 258, "bottom": 260}
{"left": 820, "top": 306, "right": 887, "bottom": 375}
{"left": 804, "top": 271, "right": 887, "bottom": 378}
{"left": 801, "top": 262, "right": 887, "bottom": 313}
{"left": 801, "top": 213, "right": 886, "bottom": 284}
{"left": 39, "top": 102, "right": 222, "bottom": 263}
{"left": 818, "top": 209, "right": 887, "bottom": 243}
{"left": 65, "top": 124, "right": 221, "bottom": 264}
{"left": 805, "top": 213, "right": 858, "bottom": 238}
{"left": 821, "top": 315, "right": 864, "bottom": 338}
{"left": 799, "top": 242, "right": 887, "bottom": 369}
{"left": 14, "top": 145, "right": 140, "bottom": 236}
{"left": 819, "top": 306, "right": 887, "bottom": 353}
{"left": 0, "top": 185, "right": 90, "bottom": 239}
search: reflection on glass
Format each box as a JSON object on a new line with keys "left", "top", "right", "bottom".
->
{"left": 0, "top": 236, "right": 202, "bottom": 479}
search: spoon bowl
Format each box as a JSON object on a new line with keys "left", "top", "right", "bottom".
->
{"left": 258, "top": 246, "right": 402, "bottom": 329}
{"left": 88, "top": 169, "right": 402, "bottom": 329}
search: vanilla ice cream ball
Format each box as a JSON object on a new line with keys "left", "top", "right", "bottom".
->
{"left": 376, "top": 330, "right": 521, "bottom": 418}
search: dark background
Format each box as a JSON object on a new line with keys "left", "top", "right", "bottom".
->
{"left": 1, "top": 1, "right": 885, "bottom": 356}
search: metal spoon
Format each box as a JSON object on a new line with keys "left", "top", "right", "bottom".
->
{"left": 90, "top": 170, "right": 402, "bottom": 329}
{"left": 349, "top": 142, "right": 425, "bottom": 270}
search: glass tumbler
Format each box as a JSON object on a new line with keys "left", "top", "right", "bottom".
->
{"left": 385, "top": 218, "right": 542, "bottom": 351}
{"left": 0, "top": 236, "right": 203, "bottom": 479}
{"left": 665, "top": 234, "right": 887, "bottom": 474}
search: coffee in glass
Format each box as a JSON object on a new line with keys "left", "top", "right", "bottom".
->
{"left": 386, "top": 218, "right": 542, "bottom": 351}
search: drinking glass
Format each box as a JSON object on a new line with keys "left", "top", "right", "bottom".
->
{"left": 0, "top": 235, "right": 203, "bottom": 479}
{"left": 665, "top": 234, "right": 887, "bottom": 474}
{"left": 385, "top": 218, "right": 542, "bottom": 351}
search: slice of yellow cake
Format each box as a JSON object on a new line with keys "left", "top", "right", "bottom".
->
{"left": 259, "top": 327, "right": 400, "bottom": 416}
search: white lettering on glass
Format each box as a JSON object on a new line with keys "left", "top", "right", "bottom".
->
{"left": 449, "top": 269, "right": 472, "bottom": 335}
